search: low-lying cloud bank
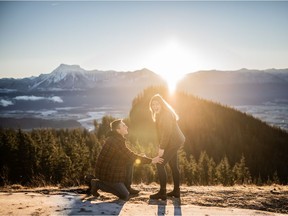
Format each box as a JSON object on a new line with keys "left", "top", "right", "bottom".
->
{"left": 0, "top": 96, "right": 63, "bottom": 107}
{"left": 14, "top": 96, "right": 63, "bottom": 103}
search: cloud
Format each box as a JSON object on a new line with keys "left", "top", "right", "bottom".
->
{"left": 15, "top": 96, "right": 45, "bottom": 101}
{"left": 50, "top": 96, "right": 63, "bottom": 103}
{"left": 14, "top": 95, "right": 63, "bottom": 103}
{"left": 0, "top": 99, "right": 14, "bottom": 107}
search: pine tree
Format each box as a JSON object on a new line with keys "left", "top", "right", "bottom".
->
{"left": 197, "top": 151, "right": 210, "bottom": 185}
{"left": 256, "top": 173, "right": 263, "bottom": 186}
{"left": 53, "top": 148, "right": 72, "bottom": 185}
{"left": 0, "top": 129, "right": 17, "bottom": 185}
{"left": 182, "top": 153, "right": 198, "bottom": 185}
{"left": 97, "top": 116, "right": 116, "bottom": 141}
{"left": 232, "top": 155, "right": 252, "bottom": 184}
{"left": 216, "top": 156, "right": 233, "bottom": 186}
{"left": 93, "top": 120, "right": 99, "bottom": 134}
{"left": 16, "top": 129, "right": 37, "bottom": 184}
{"left": 272, "top": 171, "right": 280, "bottom": 185}
{"left": 39, "top": 129, "right": 58, "bottom": 184}
{"left": 208, "top": 158, "right": 217, "bottom": 185}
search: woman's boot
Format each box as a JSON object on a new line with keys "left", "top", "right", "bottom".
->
{"left": 150, "top": 188, "right": 167, "bottom": 200}
{"left": 167, "top": 188, "right": 180, "bottom": 198}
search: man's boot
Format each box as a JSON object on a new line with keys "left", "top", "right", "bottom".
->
{"left": 84, "top": 174, "right": 95, "bottom": 194}
{"left": 149, "top": 188, "right": 167, "bottom": 200}
{"left": 128, "top": 187, "right": 140, "bottom": 195}
{"left": 90, "top": 179, "right": 100, "bottom": 197}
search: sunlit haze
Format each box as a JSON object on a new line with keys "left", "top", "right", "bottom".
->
{"left": 1, "top": 1, "right": 288, "bottom": 92}
{"left": 145, "top": 39, "right": 201, "bottom": 92}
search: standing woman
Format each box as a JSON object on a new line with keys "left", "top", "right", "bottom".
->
{"left": 149, "top": 94, "right": 185, "bottom": 200}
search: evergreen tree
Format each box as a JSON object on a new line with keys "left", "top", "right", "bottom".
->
{"left": 93, "top": 120, "right": 99, "bottom": 134}
{"left": 39, "top": 129, "right": 58, "bottom": 184}
{"left": 216, "top": 156, "right": 233, "bottom": 186}
{"left": 0, "top": 129, "right": 17, "bottom": 185}
{"left": 208, "top": 158, "right": 217, "bottom": 185}
{"left": 16, "top": 129, "right": 37, "bottom": 184}
{"left": 272, "top": 171, "right": 280, "bottom": 185}
{"left": 232, "top": 155, "right": 252, "bottom": 184}
{"left": 180, "top": 152, "right": 198, "bottom": 185}
{"left": 53, "top": 148, "right": 72, "bottom": 185}
{"left": 97, "top": 116, "right": 116, "bottom": 141}
{"left": 256, "top": 173, "right": 263, "bottom": 186}
{"left": 197, "top": 151, "right": 210, "bottom": 185}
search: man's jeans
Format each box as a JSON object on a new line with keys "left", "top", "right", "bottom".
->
{"left": 97, "top": 163, "right": 133, "bottom": 200}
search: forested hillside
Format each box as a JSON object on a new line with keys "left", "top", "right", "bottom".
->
{"left": 1, "top": 86, "right": 288, "bottom": 186}
{"left": 0, "top": 124, "right": 257, "bottom": 186}
{"left": 129, "top": 86, "right": 288, "bottom": 184}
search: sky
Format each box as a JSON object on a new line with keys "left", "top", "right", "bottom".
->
{"left": 0, "top": 1, "right": 288, "bottom": 84}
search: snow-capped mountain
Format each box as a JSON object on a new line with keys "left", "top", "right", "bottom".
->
{"left": 0, "top": 64, "right": 165, "bottom": 91}
{"left": 30, "top": 64, "right": 103, "bottom": 90}
{"left": 29, "top": 64, "right": 89, "bottom": 90}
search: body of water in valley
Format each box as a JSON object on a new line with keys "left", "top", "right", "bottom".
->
{"left": 233, "top": 103, "right": 288, "bottom": 132}
{"left": 1, "top": 104, "right": 287, "bottom": 132}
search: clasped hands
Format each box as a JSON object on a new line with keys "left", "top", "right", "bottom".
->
{"left": 152, "top": 148, "right": 165, "bottom": 164}
{"left": 141, "top": 149, "right": 164, "bottom": 164}
{"left": 152, "top": 156, "right": 164, "bottom": 164}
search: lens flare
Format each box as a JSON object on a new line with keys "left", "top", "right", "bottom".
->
{"left": 135, "top": 159, "right": 141, "bottom": 165}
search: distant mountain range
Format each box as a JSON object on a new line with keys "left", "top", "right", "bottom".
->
{"left": 0, "top": 64, "right": 288, "bottom": 129}
{"left": 178, "top": 68, "right": 288, "bottom": 105}
{"left": 0, "top": 64, "right": 165, "bottom": 92}
{"left": 1, "top": 65, "right": 288, "bottom": 104}
{"left": 0, "top": 64, "right": 166, "bottom": 114}
{"left": 1, "top": 64, "right": 288, "bottom": 108}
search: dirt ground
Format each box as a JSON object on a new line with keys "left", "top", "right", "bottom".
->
{"left": 0, "top": 183, "right": 287, "bottom": 215}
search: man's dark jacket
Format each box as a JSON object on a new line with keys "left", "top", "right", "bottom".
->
{"left": 95, "top": 131, "right": 152, "bottom": 183}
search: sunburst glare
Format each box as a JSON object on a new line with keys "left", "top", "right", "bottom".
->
{"left": 145, "top": 39, "right": 199, "bottom": 93}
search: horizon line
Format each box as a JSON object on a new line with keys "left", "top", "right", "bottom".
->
{"left": 1, "top": 64, "right": 288, "bottom": 80}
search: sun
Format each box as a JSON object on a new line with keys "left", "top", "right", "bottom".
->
{"left": 145, "top": 39, "right": 199, "bottom": 93}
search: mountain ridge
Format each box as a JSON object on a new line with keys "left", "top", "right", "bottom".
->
{"left": 1, "top": 65, "right": 288, "bottom": 131}
{"left": 0, "top": 64, "right": 165, "bottom": 92}
{"left": 177, "top": 68, "right": 288, "bottom": 105}
{"left": 1, "top": 64, "right": 288, "bottom": 92}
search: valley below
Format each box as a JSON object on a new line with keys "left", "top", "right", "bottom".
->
{"left": 1, "top": 93, "right": 287, "bottom": 132}
{"left": 1, "top": 66, "right": 288, "bottom": 132}
{"left": 1, "top": 103, "right": 288, "bottom": 132}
